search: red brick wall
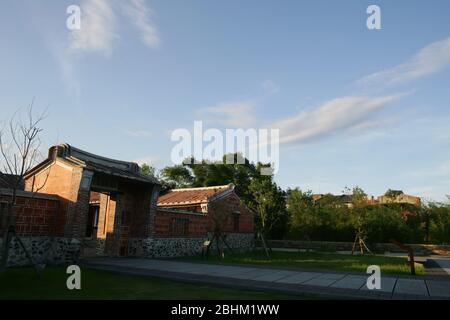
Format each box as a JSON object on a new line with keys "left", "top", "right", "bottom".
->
{"left": 155, "top": 209, "right": 208, "bottom": 238}
{"left": 155, "top": 191, "right": 254, "bottom": 237}
{"left": 24, "top": 161, "right": 86, "bottom": 238}
{"left": 209, "top": 193, "right": 254, "bottom": 233}
{"left": 1, "top": 195, "right": 65, "bottom": 236}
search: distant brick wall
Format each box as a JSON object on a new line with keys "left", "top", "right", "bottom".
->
{"left": 155, "top": 192, "right": 254, "bottom": 237}
{"left": 0, "top": 193, "right": 65, "bottom": 236}
{"left": 155, "top": 209, "right": 208, "bottom": 238}
{"left": 211, "top": 193, "right": 254, "bottom": 234}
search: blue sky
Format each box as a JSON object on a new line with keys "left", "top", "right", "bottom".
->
{"left": 1, "top": 0, "right": 450, "bottom": 201}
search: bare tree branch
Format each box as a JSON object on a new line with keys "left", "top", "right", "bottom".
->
{"left": 0, "top": 102, "right": 48, "bottom": 272}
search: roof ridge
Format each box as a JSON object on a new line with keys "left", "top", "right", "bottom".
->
{"left": 170, "top": 184, "right": 234, "bottom": 192}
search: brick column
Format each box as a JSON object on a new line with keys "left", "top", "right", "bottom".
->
{"left": 147, "top": 185, "right": 160, "bottom": 238}
{"left": 104, "top": 193, "right": 123, "bottom": 257}
{"left": 64, "top": 169, "right": 93, "bottom": 239}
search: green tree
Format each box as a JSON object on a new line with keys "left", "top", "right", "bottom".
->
{"left": 185, "top": 153, "right": 260, "bottom": 205}
{"left": 287, "top": 189, "right": 316, "bottom": 241}
{"left": 140, "top": 163, "right": 156, "bottom": 177}
{"left": 160, "top": 165, "right": 194, "bottom": 189}
{"left": 247, "top": 175, "right": 288, "bottom": 239}
{"left": 427, "top": 199, "right": 450, "bottom": 244}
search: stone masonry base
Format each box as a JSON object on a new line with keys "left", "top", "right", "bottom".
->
{"left": 0, "top": 236, "right": 81, "bottom": 267}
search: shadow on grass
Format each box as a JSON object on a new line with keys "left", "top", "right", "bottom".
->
{"left": 0, "top": 266, "right": 315, "bottom": 300}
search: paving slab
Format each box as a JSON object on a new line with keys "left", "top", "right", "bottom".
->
{"left": 213, "top": 270, "right": 261, "bottom": 279}
{"left": 424, "top": 280, "right": 450, "bottom": 298}
{"left": 215, "top": 266, "right": 258, "bottom": 274}
{"left": 330, "top": 275, "right": 367, "bottom": 290}
{"left": 251, "top": 270, "right": 299, "bottom": 282}
{"left": 394, "top": 279, "right": 428, "bottom": 296}
{"left": 229, "top": 269, "right": 278, "bottom": 280}
{"left": 302, "top": 273, "right": 345, "bottom": 287}
{"left": 431, "top": 257, "right": 450, "bottom": 275}
{"left": 360, "top": 276, "right": 397, "bottom": 293}
{"left": 316, "top": 273, "right": 345, "bottom": 280}
{"left": 275, "top": 272, "right": 321, "bottom": 284}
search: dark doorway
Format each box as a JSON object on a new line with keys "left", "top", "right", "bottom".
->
{"left": 86, "top": 204, "right": 100, "bottom": 238}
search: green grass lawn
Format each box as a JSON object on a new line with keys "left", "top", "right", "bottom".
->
{"left": 187, "top": 250, "right": 425, "bottom": 276}
{"left": 0, "top": 267, "right": 311, "bottom": 300}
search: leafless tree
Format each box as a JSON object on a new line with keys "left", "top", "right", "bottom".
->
{"left": 0, "top": 102, "right": 48, "bottom": 272}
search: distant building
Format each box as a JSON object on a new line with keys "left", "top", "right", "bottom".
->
{"left": 312, "top": 191, "right": 420, "bottom": 207}
{"left": 312, "top": 194, "right": 354, "bottom": 208}
{"left": 378, "top": 190, "right": 421, "bottom": 206}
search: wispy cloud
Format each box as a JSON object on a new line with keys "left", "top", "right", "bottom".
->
{"left": 122, "top": 0, "right": 160, "bottom": 49}
{"left": 69, "top": 0, "right": 117, "bottom": 55}
{"left": 198, "top": 99, "right": 257, "bottom": 127}
{"left": 59, "top": 0, "right": 160, "bottom": 94}
{"left": 358, "top": 37, "right": 450, "bottom": 86}
{"left": 197, "top": 40, "right": 450, "bottom": 148}
{"left": 270, "top": 94, "right": 404, "bottom": 145}
{"left": 68, "top": 0, "right": 159, "bottom": 55}
{"left": 123, "top": 129, "right": 152, "bottom": 138}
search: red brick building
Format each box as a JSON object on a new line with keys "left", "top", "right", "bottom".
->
{"left": 156, "top": 185, "right": 254, "bottom": 237}
{"left": 1, "top": 144, "right": 254, "bottom": 265}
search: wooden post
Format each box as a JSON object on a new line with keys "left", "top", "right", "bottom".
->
{"left": 390, "top": 239, "right": 416, "bottom": 275}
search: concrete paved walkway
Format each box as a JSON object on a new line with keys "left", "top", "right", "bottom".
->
{"left": 82, "top": 258, "right": 450, "bottom": 300}
{"left": 429, "top": 256, "right": 450, "bottom": 275}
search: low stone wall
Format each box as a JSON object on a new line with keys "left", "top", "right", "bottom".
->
{"left": 128, "top": 238, "right": 204, "bottom": 258}
{"left": 262, "top": 240, "right": 450, "bottom": 256}
{"left": 81, "top": 238, "right": 106, "bottom": 257}
{"left": 129, "top": 233, "right": 255, "bottom": 258}
{"left": 212, "top": 233, "right": 254, "bottom": 252}
{"left": 0, "top": 236, "right": 81, "bottom": 267}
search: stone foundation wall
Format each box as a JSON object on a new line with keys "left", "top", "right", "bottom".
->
{"left": 81, "top": 238, "right": 106, "bottom": 257}
{"left": 128, "top": 237, "right": 204, "bottom": 258}
{"left": 211, "top": 232, "right": 254, "bottom": 252}
{"left": 129, "top": 233, "right": 255, "bottom": 258}
{"left": 0, "top": 236, "right": 81, "bottom": 267}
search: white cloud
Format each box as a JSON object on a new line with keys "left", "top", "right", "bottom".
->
{"left": 123, "top": 129, "right": 152, "bottom": 138}
{"left": 358, "top": 37, "right": 450, "bottom": 86}
{"left": 261, "top": 79, "right": 280, "bottom": 94}
{"left": 269, "top": 94, "right": 404, "bottom": 145}
{"left": 67, "top": 0, "right": 159, "bottom": 55}
{"left": 134, "top": 155, "right": 160, "bottom": 166}
{"left": 69, "top": 0, "right": 117, "bottom": 55}
{"left": 198, "top": 100, "right": 257, "bottom": 127}
{"left": 122, "top": 0, "right": 160, "bottom": 49}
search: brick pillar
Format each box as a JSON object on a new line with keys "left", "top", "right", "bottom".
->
{"left": 147, "top": 185, "right": 160, "bottom": 238}
{"left": 96, "top": 193, "right": 109, "bottom": 239}
{"left": 64, "top": 169, "right": 93, "bottom": 239}
{"left": 104, "top": 193, "right": 123, "bottom": 257}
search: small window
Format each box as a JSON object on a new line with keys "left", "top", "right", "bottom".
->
{"left": 170, "top": 218, "right": 189, "bottom": 237}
